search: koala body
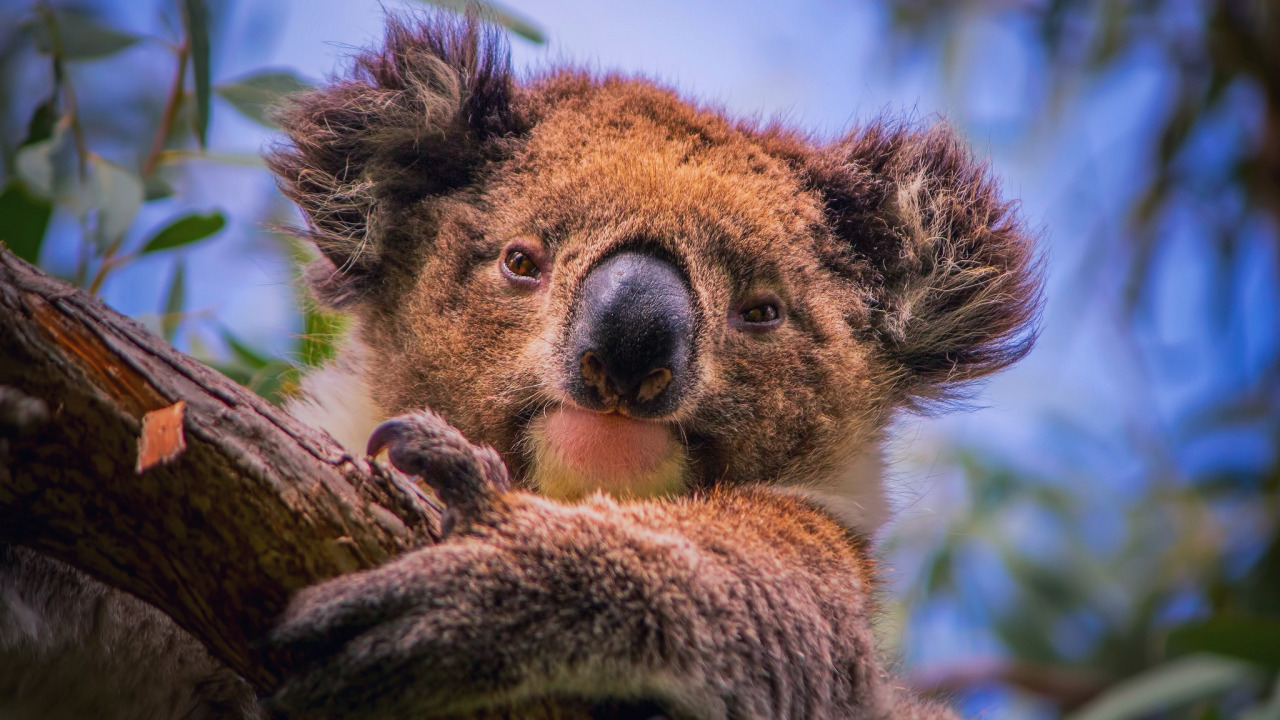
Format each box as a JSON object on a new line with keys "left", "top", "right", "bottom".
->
{"left": 0, "top": 14, "right": 1039, "bottom": 720}
{"left": 265, "top": 16, "right": 1037, "bottom": 718}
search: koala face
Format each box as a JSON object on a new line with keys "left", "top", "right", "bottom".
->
{"left": 360, "top": 82, "right": 888, "bottom": 505}
{"left": 273, "top": 19, "right": 1039, "bottom": 527}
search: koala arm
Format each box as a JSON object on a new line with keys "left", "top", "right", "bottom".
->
{"left": 266, "top": 413, "right": 952, "bottom": 720}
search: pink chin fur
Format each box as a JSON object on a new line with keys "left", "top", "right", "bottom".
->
{"left": 541, "top": 405, "right": 675, "bottom": 477}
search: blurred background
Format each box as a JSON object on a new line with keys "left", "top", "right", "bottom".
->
{"left": 0, "top": 0, "right": 1276, "bottom": 718}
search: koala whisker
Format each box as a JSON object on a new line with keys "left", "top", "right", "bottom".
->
{"left": 673, "top": 417, "right": 691, "bottom": 450}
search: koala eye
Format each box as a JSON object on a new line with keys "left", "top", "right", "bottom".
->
{"left": 501, "top": 247, "right": 542, "bottom": 285}
{"left": 741, "top": 304, "right": 778, "bottom": 324}
{"left": 733, "top": 294, "right": 785, "bottom": 332}
{"left": 504, "top": 250, "right": 539, "bottom": 277}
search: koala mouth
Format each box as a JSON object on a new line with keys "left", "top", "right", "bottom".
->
{"left": 523, "top": 405, "right": 689, "bottom": 500}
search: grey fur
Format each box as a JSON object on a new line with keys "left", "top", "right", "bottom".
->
{"left": 0, "top": 544, "right": 260, "bottom": 720}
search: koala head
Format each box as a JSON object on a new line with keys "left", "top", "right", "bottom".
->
{"left": 271, "top": 16, "right": 1040, "bottom": 530}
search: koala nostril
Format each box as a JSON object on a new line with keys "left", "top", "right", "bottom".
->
{"left": 578, "top": 351, "right": 674, "bottom": 408}
{"left": 636, "top": 368, "right": 672, "bottom": 403}
{"left": 568, "top": 251, "right": 694, "bottom": 417}
{"left": 580, "top": 351, "right": 618, "bottom": 406}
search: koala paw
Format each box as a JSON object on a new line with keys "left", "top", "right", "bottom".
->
{"left": 367, "top": 411, "right": 509, "bottom": 532}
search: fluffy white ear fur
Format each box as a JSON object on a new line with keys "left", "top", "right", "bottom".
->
{"left": 287, "top": 341, "right": 889, "bottom": 534}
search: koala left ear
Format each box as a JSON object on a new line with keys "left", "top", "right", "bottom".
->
{"left": 802, "top": 121, "right": 1043, "bottom": 406}
{"left": 267, "top": 13, "right": 527, "bottom": 308}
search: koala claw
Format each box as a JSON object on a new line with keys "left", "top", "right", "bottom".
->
{"left": 367, "top": 411, "right": 509, "bottom": 528}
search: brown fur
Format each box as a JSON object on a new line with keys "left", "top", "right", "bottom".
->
{"left": 264, "top": 12, "right": 1042, "bottom": 719}
{"left": 272, "top": 485, "right": 891, "bottom": 718}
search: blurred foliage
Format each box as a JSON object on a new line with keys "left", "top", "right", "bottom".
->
{"left": 0, "top": 0, "right": 540, "bottom": 401}
{"left": 0, "top": 0, "right": 323, "bottom": 400}
{"left": 888, "top": 0, "right": 1278, "bottom": 315}
{"left": 884, "top": 1, "right": 1280, "bottom": 719}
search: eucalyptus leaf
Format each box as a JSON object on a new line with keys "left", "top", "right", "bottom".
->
{"left": 0, "top": 182, "right": 53, "bottom": 264}
{"left": 161, "top": 261, "right": 187, "bottom": 342}
{"left": 247, "top": 361, "right": 300, "bottom": 405}
{"left": 15, "top": 124, "right": 79, "bottom": 201}
{"left": 29, "top": 12, "right": 141, "bottom": 61}
{"left": 1168, "top": 618, "right": 1280, "bottom": 671}
{"left": 412, "top": 0, "right": 545, "bottom": 44}
{"left": 1065, "top": 655, "right": 1260, "bottom": 720}
{"left": 182, "top": 0, "right": 212, "bottom": 148}
{"left": 16, "top": 133, "right": 143, "bottom": 247}
{"left": 154, "top": 149, "right": 265, "bottom": 168}
{"left": 220, "top": 329, "right": 270, "bottom": 370}
{"left": 23, "top": 97, "right": 57, "bottom": 147}
{"left": 144, "top": 175, "right": 175, "bottom": 201}
{"left": 215, "top": 71, "right": 312, "bottom": 127}
{"left": 300, "top": 308, "right": 346, "bottom": 367}
{"left": 208, "top": 360, "right": 252, "bottom": 387}
{"left": 84, "top": 155, "right": 143, "bottom": 246}
{"left": 141, "top": 212, "right": 226, "bottom": 254}
{"left": 923, "top": 547, "right": 954, "bottom": 593}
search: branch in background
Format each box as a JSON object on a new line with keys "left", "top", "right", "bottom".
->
{"left": 911, "top": 658, "right": 1111, "bottom": 711}
{"left": 142, "top": 40, "right": 189, "bottom": 178}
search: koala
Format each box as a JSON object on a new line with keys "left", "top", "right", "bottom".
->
{"left": 0, "top": 12, "right": 1039, "bottom": 720}
{"left": 261, "top": 14, "right": 1039, "bottom": 719}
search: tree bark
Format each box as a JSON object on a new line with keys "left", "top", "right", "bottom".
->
{"left": 0, "top": 247, "right": 443, "bottom": 691}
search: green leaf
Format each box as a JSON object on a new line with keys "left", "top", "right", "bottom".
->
{"left": 208, "top": 360, "right": 252, "bottom": 386}
{"left": 220, "top": 329, "right": 270, "bottom": 370}
{"left": 84, "top": 155, "right": 143, "bottom": 246}
{"left": 182, "top": 0, "right": 212, "bottom": 148}
{"left": 991, "top": 603, "right": 1070, "bottom": 665}
{"left": 1001, "top": 548, "right": 1087, "bottom": 611}
{"left": 1168, "top": 618, "right": 1280, "bottom": 671}
{"left": 29, "top": 12, "right": 141, "bottom": 61}
{"left": 144, "top": 174, "right": 175, "bottom": 201}
{"left": 412, "top": 0, "right": 546, "bottom": 44}
{"left": 15, "top": 123, "right": 79, "bottom": 201}
{"left": 141, "top": 212, "right": 226, "bottom": 254}
{"left": 16, "top": 130, "right": 142, "bottom": 247}
{"left": 215, "top": 71, "right": 312, "bottom": 127}
{"left": 1065, "top": 655, "right": 1260, "bottom": 720}
{"left": 0, "top": 182, "right": 53, "bottom": 263}
{"left": 923, "top": 546, "right": 954, "bottom": 593}
{"left": 247, "top": 361, "right": 300, "bottom": 405}
{"left": 161, "top": 261, "right": 186, "bottom": 342}
{"left": 23, "top": 97, "right": 57, "bottom": 147}
{"left": 299, "top": 308, "right": 346, "bottom": 367}
{"left": 213, "top": 332, "right": 301, "bottom": 403}
{"left": 212, "top": 354, "right": 298, "bottom": 404}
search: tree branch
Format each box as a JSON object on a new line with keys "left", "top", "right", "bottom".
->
{"left": 911, "top": 658, "right": 1110, "bottom": 710}
{"left": 0, "top": 247, "right": 443, "bottom": 691}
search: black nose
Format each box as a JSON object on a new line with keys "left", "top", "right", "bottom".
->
{"left": 566, "top": 251, "right": 694, "bottom": 417}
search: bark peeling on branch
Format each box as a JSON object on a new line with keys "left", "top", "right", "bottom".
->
{"left": 0, "top": 248, "right": 442, "bottom": 691}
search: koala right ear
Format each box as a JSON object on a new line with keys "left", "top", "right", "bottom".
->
{"left": 267, "top": 14, "right": 526, "bottom": 308}
{"left": 795, "top": 121, "right": 1043, "bottom": 408}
